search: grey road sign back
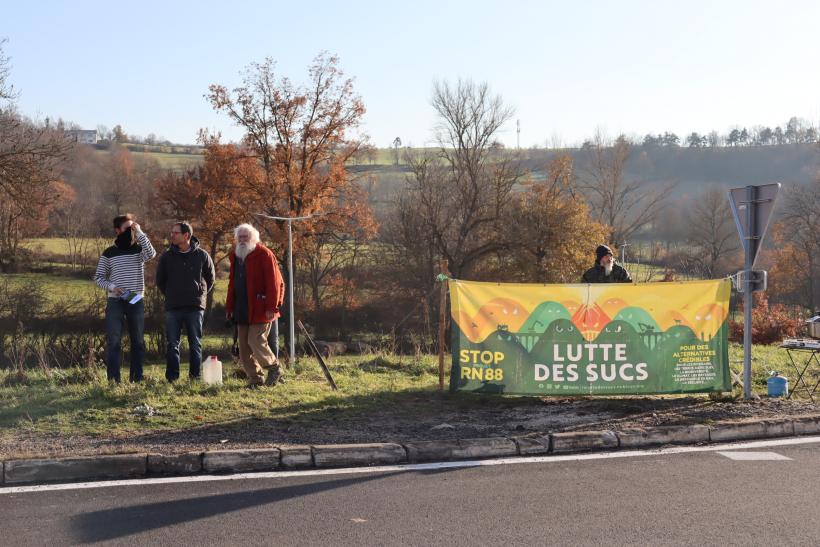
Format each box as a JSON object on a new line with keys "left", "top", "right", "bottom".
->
{"left": 728, "top": 183, "right": 781, "bottom": 268}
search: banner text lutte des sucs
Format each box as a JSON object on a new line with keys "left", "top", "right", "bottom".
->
{"left": 449, "top": 279, "right": 731, "bottom": 395}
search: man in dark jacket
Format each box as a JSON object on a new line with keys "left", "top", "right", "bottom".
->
{"left": 581, "top": 244, "right": 632, "bottom": 283}
{"left": 156, "top": 221, "right": 216, "bottom": 381}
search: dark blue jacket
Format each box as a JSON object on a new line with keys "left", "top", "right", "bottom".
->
{"left": 156, "top": 236, "right": 216, "bottom": 310}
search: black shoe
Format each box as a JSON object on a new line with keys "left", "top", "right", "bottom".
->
{"left": 265, "top": 366, "right": 282, "bottom": 386}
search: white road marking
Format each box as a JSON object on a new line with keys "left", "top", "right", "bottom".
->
{"left": 1, "top": 435, "right": 819, "bottom": 495}
{"left": 717, "top": 451, "right": 792, "bottom": 461}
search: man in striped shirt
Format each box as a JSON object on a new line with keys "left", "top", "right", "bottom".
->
{"left": 93, "top": 214, "right": 157, "bottom": 382}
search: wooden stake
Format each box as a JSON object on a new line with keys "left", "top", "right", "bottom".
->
{"left": 297, "top": 320, "right": 338, "bottom": 391}
{"left": 438, "top": 260, "right": 450, "bottom": 391}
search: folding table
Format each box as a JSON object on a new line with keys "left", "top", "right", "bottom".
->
{"left": 779, "top": 342, "right": 820, "bottom": 402}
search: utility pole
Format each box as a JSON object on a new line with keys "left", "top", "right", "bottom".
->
{"left": 516, "top": 119, "right": 520, "bottom": 149}
{"left": 254, "top": 212, "right": 317, "bottom": 363}
{"left": 619, "top": 242, "right": 630, "bottom": 265}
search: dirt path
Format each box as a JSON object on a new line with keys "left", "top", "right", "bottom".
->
{"left": 3, "top": 396, "right": 817, "bottom": 459}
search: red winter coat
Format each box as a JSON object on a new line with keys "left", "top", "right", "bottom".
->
{"left": 226, "top": 243, "right": 285, "bottom": 324}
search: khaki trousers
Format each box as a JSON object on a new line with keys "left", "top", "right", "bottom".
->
{"left": 237, "top": 323, "right": 278, "bottom": 384}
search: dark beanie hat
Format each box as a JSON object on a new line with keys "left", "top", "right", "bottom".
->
{"left": 596, "top": 245, "right": 613, "bottom": 263}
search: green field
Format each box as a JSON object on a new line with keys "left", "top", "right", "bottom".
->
{"left": 22, "top": 237, "right": 109, "bottom": 255}
{"left": 92, "top": 148, "right": 204, "bottom": 172}
{"left": 0, "top": 271, "right": 230, "bottom": 314}
{"left": 132, "top": 151, "right": 204, "bottom": 171}
{"left": 0, "top": 272, "right": 101, "bottom": 308}
{"left": 92, "top": 146, "right": 426, "bottom": 172}
{"left": 88, "top": 145, "right": 438, "bottom": 179}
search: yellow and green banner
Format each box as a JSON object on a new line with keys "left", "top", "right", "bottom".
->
{"left": 449, "top": 279, "right": 731, "bottom": 395}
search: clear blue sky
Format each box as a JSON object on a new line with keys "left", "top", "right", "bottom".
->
{"left": 4, "top": 0, "right": 820, "bottom": 147}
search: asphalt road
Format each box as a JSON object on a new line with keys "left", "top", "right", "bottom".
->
{"left": 2, "top": 440, "right": 819, "bottom": 546}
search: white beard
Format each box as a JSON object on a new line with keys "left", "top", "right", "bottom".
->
{"left": 604, "top": 263, "right": 613, "bottom": 276}
{"left": 235, "top": 242, "right": 257, "bottom": 260}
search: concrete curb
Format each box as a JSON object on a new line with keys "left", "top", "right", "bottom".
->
{"left": 313, "top": 443, "right": 406, "bottom": 467}
{"left": 404, "top": 437, "right": 517, "bottom": 463}
{"left": 202, "top": 449, "right": 281, "bottom": 473}
{"left": 2, "top": 416, "right": 819, "bottom": 485}
{"left": 3, "top": 453, "right": 147, "bottom": 485}
{"left": 792, "top": 416, "right": 820, "bottom": 435}
{"left": 552, "top": 430, "right": 618, "bottom": 453}
{"left": 148, "top": 452, "right": 202, "bottom": 475}
{"left": 280, "top": 446, "right": 313, "bottom": 468}
{"left": 709, "top": 418, "right": 794, "bottom": 442}
{"left": 618, "top": 425, "right": 710, "bottom": 448}
{"left": 513, "top": 435, "right": 551, "bottom": 455}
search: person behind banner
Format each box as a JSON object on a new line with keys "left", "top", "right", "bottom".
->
{"left": 581, "top": 244, "right": 632, "bottom": 283}
{"left": 225, "top": 223, "right": 286, "bottom": 388}
{"left": 156, "top": 221, "right": 216, "bottom": 382}
{"left": 93, "top": 214, "right": 157, "bottom": 382}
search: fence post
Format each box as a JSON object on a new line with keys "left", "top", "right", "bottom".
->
{"left": 438, "top": 260, "right": 450, "bottom": 391}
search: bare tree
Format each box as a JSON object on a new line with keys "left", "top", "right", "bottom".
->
{"left": 577, "top": 130, "right": 672, "bottom": 244}
{"left": 54, "top": 198, "right": 96, "bottom": 270}
{"left": 0, "top": 40, "right": 72, "bottom": 269}
{"left": 684, "top": 188, "right": 740, "bottom": 277}
{"left": 781, "top": 181, "right": 820, "bottom": 308}
{"left": 392, "top": 137, "right": 401, "bottom": 165}
{"left": 395, "top": 79, "right": 523, "bottom": 281}
{"left": 0, "top": 38, "right": 16, "bottom": 103}
{"left": 103, "top": 144, "right": 134, "bottom": 215}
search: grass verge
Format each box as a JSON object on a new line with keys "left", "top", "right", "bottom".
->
{"left": 0, "top": 353, "right": 440, "bottom": 438}
{"left": 0, "top": 344, "right": 813, "bottom": 444}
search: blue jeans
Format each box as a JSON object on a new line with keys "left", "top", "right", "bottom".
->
{"left": 105, "top": 298, "right": 145, "bottom": 383}
{"left": 165, "top": 308, "right": 204, "bottom": 381}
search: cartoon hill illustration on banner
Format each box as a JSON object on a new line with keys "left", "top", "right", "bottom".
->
{"left": 449, "top": 279, "right": 731, "bottom": 396}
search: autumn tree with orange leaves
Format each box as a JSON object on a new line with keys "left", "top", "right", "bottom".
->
{"left": 206, "top": 53, "right": 365, "bottom": 225}
{"left": 504, "top": 154, "right": 609, "bottom": 283}
{"left": 204, "top": 53, "right": 374, "bottom": 310}
{"left": 154, "top": 134, "right": 261, "bottom": 315}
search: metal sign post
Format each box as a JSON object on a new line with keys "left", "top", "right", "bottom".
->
{"left": 254, "top": 212, "right": 317, "bottom": 363}
{"left": 728, "top": 183, "right": 780, "bottom": 399}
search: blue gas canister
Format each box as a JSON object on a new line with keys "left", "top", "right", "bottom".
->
{"left": 767, "top": 372, "right": 788, "bottom": 398}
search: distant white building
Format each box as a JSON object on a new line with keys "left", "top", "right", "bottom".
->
{"left": 64, "top": 129, "right": 98, "bottom": 144}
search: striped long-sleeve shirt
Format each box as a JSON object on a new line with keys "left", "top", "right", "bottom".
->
{"left": 93, "top": 230, "right": 156, "bottom": 297}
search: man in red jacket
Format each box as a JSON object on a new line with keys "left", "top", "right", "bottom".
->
{"left": 226, "top": 223, "right": 286, "bottom": 387}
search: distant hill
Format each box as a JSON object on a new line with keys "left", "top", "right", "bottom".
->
{"left": 510, "top": 144, "right": 818, "bottom": 196}
{"left": 91, "top": 143, "right": 205, "bottom": 172}
{"left": 569, "top": 143, "right": 819, "bottom": 195}
{"left": 353, "top": 143, "right": 820, "bottom": 203}
{"left": 93, "top": 142, "right": 818, "bottom": 195}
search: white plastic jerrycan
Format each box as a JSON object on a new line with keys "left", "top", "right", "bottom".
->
{"left": 202, "top": 355, "right": 223, "bottom": 385}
